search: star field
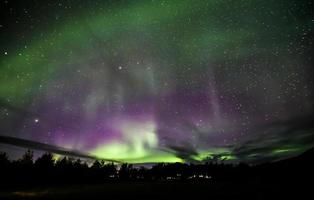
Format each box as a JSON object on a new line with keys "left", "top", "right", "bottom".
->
{"left": 0, "top": 0, "right": 314, "bottom": 163}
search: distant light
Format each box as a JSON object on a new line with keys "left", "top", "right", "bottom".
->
{"left": 34, "top": 118, "right": 39, "bottom": 123}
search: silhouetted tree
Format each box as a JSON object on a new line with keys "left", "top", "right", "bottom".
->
{"left": 119, "top": 163, "right": 133, "bottom": 180}
{"left": 34, "top": 152, "right": 54, "bottom": 169}
{"left": 0, "top": 151, "right": 9, "bottom": 167}
{"left": 55, "top": 157, "right": 73, "bottom": 169}
{"left": 102, "top": 163, "right": 117, "bottom": 178}
{"left": 1, "top": 147, "right": 313, "bottom": 187}
{"left": 91, "top": 160, "right": 102, "bottom": 169}
{"left": 19, "top": 149, "right": 34, "bottom": 167}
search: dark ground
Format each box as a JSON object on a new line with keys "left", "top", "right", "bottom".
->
{"left": 0, "top": 180, "right": 310, "bottom": 200}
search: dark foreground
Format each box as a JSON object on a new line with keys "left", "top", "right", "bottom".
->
{"left": 1, "top": 147, "right": 313, "bottom": 199}
{"left": 0, "top": 180, "right": 311, "bottom": 200}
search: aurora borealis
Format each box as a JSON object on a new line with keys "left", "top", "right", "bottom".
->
{"left": 0, "top": 0, "right": 314, "bottom": 164}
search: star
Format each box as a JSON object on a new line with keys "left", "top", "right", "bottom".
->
{"left": 0, "top": 0, "right": 313, "bottom": 164}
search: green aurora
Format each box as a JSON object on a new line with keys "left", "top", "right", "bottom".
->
{"left": 0, "top": 0, "right": 313, "bottom": 163}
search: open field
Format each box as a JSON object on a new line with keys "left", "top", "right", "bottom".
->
{"left": 0, "top": 181, "right": 308, "bottom": 199}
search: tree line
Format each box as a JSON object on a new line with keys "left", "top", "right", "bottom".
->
{"left": 0, "top": 149, "right": 313, "bottom": 187}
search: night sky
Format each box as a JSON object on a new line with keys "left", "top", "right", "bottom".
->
{"left": 0, "top": 0, "right": 314, "bottom": 164}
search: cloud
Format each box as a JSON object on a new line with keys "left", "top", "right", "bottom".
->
{"left": 231, "top": 114, "right": 314, "bottom": 163}
{"left": 0, "top": 135, "right": 120, "bottom": 162}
